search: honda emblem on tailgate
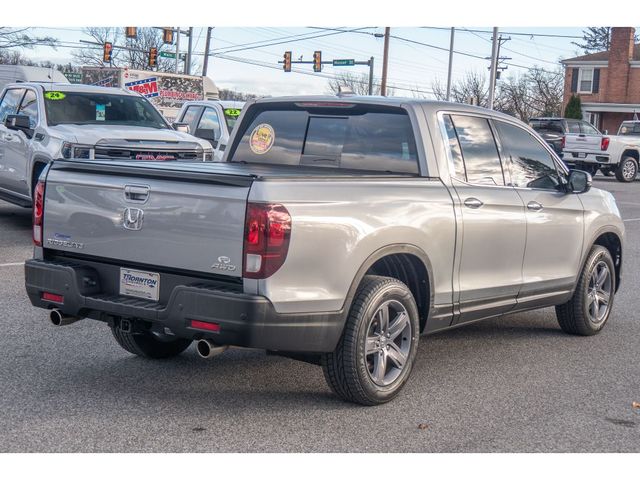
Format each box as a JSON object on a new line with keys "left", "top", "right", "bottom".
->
{"left": 123, "top": 207, "right": 145, "bottom": 230}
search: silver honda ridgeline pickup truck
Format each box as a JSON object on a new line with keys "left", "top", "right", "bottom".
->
{"left": 25, "top": 96, "right": 624, "bottom": 405}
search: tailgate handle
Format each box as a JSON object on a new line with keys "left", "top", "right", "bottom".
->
{"left": 124, "top": 185, "right": 150, "bottom": 203}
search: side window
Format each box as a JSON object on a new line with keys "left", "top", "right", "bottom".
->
{"left": 197, "top": 107, "right": 222, "bottom": 139}
{"left": 580, "top": 122, "right": 600, "bottom": 135}
{"left": 442, "top": 114, "right": 466, "bottom": 179}
{"left": 567, "top": 121, "right": 581, "bottom": 134}
{"left": 18, "top": 90, "right": 39, "bottom": 128}
{"left": 450, "top": 114, "right": 504, "bottom": 186}
{"left": 180, "top": 105, "right": 202, "bottom": 132}
{"left": 0, "top": 88, "right": 25, "bottom": 123}
{"left": 495, "top": 121, "right": 561, "bottom": 190}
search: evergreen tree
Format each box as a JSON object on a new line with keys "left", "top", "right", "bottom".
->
{"left": 564, "top": 94, "right": 583, "bottom": 119}
{"left": 572, "top": 27, "right": 612, "bottom": 54}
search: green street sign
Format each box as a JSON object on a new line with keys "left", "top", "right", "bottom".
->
{"left": 159, "top": 51, "right": 176, "bottom": 59}
{"left": 333, "top": 59, "right": 355, "bottom": 66}
{"left": 63, "top": 72, "right": 82, "bottom": 83}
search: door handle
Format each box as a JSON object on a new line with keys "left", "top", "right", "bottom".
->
{"left": 527, "top": 201, "right": 543, "bottom": 212}
{"left": 124, "top": 185, "right": 150, "bottom": 203}
{"left": 463, "top": 197, "right": 484, "bottom": 209}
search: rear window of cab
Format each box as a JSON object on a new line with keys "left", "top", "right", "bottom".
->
{"left": 228, "top": 102, "right": 419, "bottom": 174}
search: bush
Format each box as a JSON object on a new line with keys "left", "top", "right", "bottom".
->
{"left": 564, "top": 94, "right": 583, "bottom": 119}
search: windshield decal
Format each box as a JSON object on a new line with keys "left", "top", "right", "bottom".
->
{"left": 224, "top": 108, "right": 242, "bottom": 117}
{"left": 249, "top": 123, "right": 275, "bottom": 155}
{"left": 44, "top": 91, "right": 66, "bottom": 101}
{"left": 96, "top": 104, "right": 106, "bottom": 121}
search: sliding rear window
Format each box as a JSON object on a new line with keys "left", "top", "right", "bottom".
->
{"left": 228, "top": 103, "right": 419, "bottom": 174}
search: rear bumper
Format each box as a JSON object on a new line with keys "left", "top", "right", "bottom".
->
{"left": 563, "top": 151, "right": 610, "bottom": 165}
{"left": 24, "top": 259, "right": 344, "bottom": 353}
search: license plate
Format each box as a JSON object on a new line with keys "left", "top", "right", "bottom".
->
{"left": 119, "top": 268, "right": 160, "bottom": 301}
{"left": 574, "top": 152, "right": 587, "bottom": 158}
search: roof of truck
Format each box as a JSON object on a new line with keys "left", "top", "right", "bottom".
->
{"left": 251, "top": 95, "right": 524, "bottom": 123}
{"left": 9, "top": 82, "right": 138, "bottom": 96}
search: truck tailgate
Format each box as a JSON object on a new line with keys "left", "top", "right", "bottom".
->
{"left": 42, "top": 161, "right": 253, "bottom": 278}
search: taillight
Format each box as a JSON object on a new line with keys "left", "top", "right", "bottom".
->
{"left": 601, "top": 137, "right": 610, "bottom": 151}
{"left": 560, "top": 136, "right": 566, "bottom": 150}
{"left": 33, "top": 181, "right": 45, "bottom": 247}
{"left": 243, "top": 203, "right": 291, "bottom": 279}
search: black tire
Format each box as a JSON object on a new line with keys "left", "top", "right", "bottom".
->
{"left": 556, "top": 245, "right": 615, "bottom": 336}
{"left": 111, "top": 327, "right": 192, "bottom": 359}
{"left": 321, "top": 275, "right": 420, "bottom": 405}
{"left": 615, "top": 157, "right": 638, "bottom": 182}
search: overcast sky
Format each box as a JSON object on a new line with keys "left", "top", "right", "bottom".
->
{"left": 26, "top": 26, "right": 594, "bottom": 97}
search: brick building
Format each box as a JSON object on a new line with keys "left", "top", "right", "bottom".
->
{"left": 561, "top": 27, "right": 640, "bottom": 134}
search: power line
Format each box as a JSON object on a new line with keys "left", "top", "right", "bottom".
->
{"left": 420, "top": 26, "right": 583, "bottom": 39}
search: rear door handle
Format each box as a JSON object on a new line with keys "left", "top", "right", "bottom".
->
{"left": 463, "top": 197, "right": 484, "bottom": 209}
{"left": 527, "top": 201, "right": 543, "bottom": 212}
{"left": 124, "top": 185, "right": 150, "bottom": 203}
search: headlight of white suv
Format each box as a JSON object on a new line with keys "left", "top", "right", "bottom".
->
{"left": 61, "top": 142, "right": 93, "bottom": 159}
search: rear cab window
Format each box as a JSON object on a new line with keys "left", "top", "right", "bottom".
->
{"left": 227, "top": 102, "right": 420, "bottom": 174}
{"left": 529, "top": 119, "right": 564, "bottom": 134}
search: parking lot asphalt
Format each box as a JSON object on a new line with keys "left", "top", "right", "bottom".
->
{"left": 0, "top": 176, "right": 639, "bottom": 453}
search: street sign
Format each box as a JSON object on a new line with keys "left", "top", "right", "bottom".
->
{"left": 333, "top": 59, "right": 355, "bottom": 67}
{"left": 63, "top": 72, "right": 82, "bottom": 84}
{"left": 159, "top": 51, "right": 176, "bottom": 59}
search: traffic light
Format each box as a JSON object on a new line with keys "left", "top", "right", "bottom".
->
{"left": 313, "top": 51, "right": 322, "bottom": 72}
{"left": 149, "top": 47, "right": 158, "bottom": 68}
{"left": 163, "top": 28, "right": 174, "bottom": 45}
{"left": 125, "top": 27, "right": 137, "bottom": 39}
{"left": 103, "top": 42, "right": 113, "bottom": 63}
{"left": 283, "top": 51, "right": 291, "bottom": 72}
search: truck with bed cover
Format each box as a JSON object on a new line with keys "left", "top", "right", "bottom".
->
{"left": 25, "top": 96, "right": 624, "bottom": 405}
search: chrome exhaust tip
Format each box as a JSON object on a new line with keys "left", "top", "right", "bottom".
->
{"left": 196, "top": 339, "right": 228, "bottom": 359}
{"left": 49, "top": 309, "right": 80, "bottom": 327}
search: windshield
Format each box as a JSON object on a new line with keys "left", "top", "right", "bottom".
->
{"left": 223, "top": 107, "right": 242, "bottom": 131}
{"left": 44, "top": 91, "right": 169, "bottom": 128}
{"left": 618, "top": 122, "right": 640, "bottom": 136}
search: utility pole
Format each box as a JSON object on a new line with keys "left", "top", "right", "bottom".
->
{"left": 203, "top": 27, "right": 213, "bottom": 77}
{"left": 487, "top": 27, "right": 499, "bottom": 109}
{"left": 368, "top": 56, "right": 374, "bottom": 95}
{"left": 446, "top": 27, "right": 455, "bottom": 101}
{"left": 380, "top": 27, "right": 391, "bottom": 96}
{"left": 175, "top": 26, "right": 181, "bottom": 74}
{"left": 186, "top": 27, "right": 193, "bottom": 75}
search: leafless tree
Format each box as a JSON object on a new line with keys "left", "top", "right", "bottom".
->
{"left": 72, "top": 27, "right": 178, "bottom": 72}
{"left": 432, "top": 71, "right": 488, "bottom": 107}
{"left": 0, "top": 27, "right": 57, "bottom": 51}
{"left": 525, "top": 67, "right": 564, "bottom": 117}
{"left": 327, "top": 72, "right": 393, "bottom": 96}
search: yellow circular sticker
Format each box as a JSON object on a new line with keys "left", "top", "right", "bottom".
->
{"left": 44, "top": 91, "right": 66, "bottom": 101}
{"left": 249, "top": 123, "right": 275, "bottom": 155}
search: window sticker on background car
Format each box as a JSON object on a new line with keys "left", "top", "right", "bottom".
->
{"left": 44, "top": 91, "right": 66, "bottom": 101}
{"left": 224, "top": 108, "right": 242, "bottom": 117}
{"left": 96, "top": 104, "right": 106, "bottom": 121}
{"left": 249, "top": 123, "right": 275, "bottom": 155}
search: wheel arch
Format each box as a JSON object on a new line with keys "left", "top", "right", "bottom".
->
{"left": 342, "top": 244, "right": 434, "bottom": 333}
{"left": 621, "top": 148, "right": 639, "bottom": 162}
{"left": 591, "top": 231, "right": 623, "bottom": 292}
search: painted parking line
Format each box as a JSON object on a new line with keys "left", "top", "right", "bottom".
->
{"left": 623, "top": 217, "right": 640, "bottom": 223}
{"left": 0, "top": 261, "right": 25, "bottom": 268}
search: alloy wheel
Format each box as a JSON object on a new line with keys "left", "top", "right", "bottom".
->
{"left": 586, "top": 260, "right": 612, "bottom": 325}
{"left": 365, "top": 300, "right": 412, "bottom": 386}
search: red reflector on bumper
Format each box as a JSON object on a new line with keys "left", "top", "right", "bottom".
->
{"left": 190, "top": 320, "right": 220, "bottom": 332}
{"left": 42, "top": 292, "right": 64, "bottom": 303}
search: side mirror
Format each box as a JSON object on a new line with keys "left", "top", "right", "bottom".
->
{"left": 172, "top": 122, "right": 190, "bottom": 134}
{"left": 5, "top": 114, "right": 33, "bottom": 138}
{"left": 195, "top": 128, "right": 218, "bottom": 147}
{"left": 567, "top": 169, "right": 592, "bottom": 194}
